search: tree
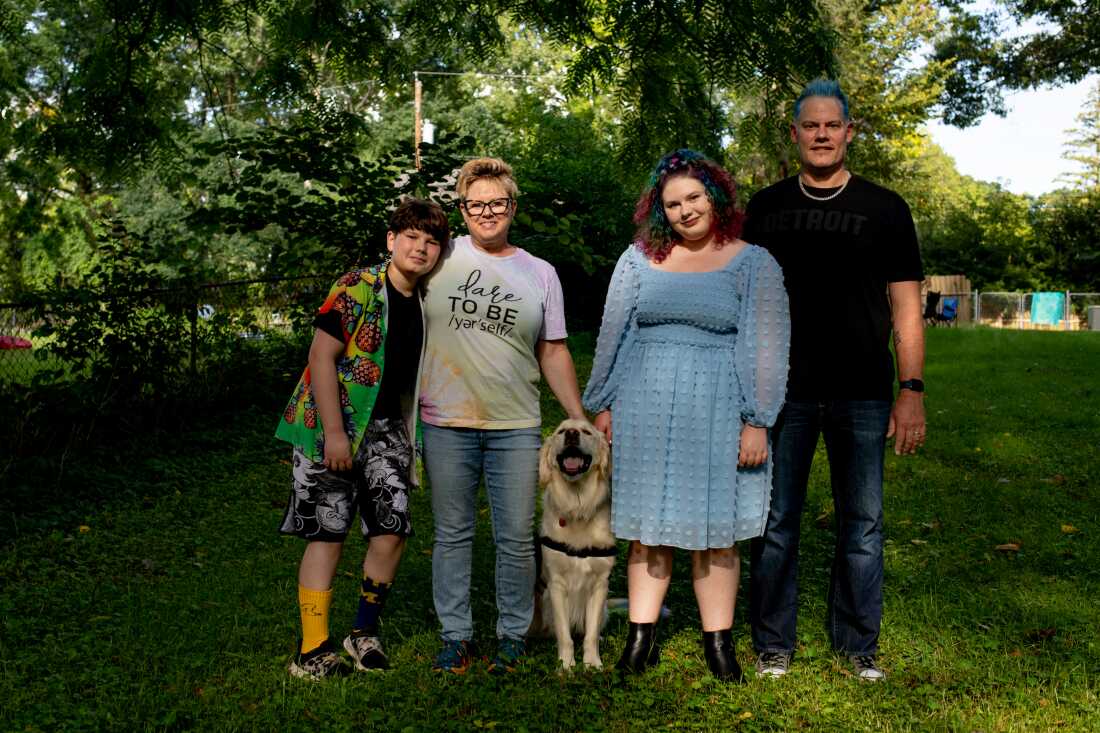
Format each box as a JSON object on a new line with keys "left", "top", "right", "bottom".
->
{"left": 1031, "top": 189, "right": 1100, "bottom": 291}
{"left": 1060, "top": 80, "right": 1100, "bottom": 190}
{"left": 935, "top": 0, "right": 1100, "bottom": 127}
{"left": 729, "top": 0, "right": 950, "bottom": 193}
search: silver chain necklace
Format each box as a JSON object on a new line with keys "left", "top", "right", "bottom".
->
{"left": 798, "top": 171, "right": 851, "bottom": 201}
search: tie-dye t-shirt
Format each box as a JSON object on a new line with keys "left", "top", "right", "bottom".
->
{"left": 419, "top": 235, "right": 568, "bottom": 429}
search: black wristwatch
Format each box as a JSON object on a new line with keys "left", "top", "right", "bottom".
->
{"left": 898, "top": 379, "right": 925, "bottom": 393}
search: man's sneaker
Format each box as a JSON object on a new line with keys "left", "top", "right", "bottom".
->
{"left": 343, "top": 632, "right": 389, "bottom": 671}
{"left": 433, "top": 639, "right": 474, "bottom": 674}
{"left": 487, "top": 637, "right": 526, "bottom": 674}
{"left": 755, "top": 650, "right": 792, "bottom": 678}
{"left": 849, "top": 654, "right": 886, "bottom": 681}
{"left": 288, "top": 639, "right": 351, "bottom": 681}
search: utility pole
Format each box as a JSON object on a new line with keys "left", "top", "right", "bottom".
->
{"left": 414, "top": 71, "right": 423, "bottom": 170}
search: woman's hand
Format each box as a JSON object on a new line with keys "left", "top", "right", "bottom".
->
{"left": 594, "top": 410, "right": 613, "bottom": 444}
{"left": 738, "top": 424, "right": 767, "bottom": 468}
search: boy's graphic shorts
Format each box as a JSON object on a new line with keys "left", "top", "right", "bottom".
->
{"left": 279, "top": 418, "right": 414, "bottom": 541}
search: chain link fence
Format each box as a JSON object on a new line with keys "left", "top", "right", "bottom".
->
{"left": 974, "top": 292, "right": 1100, "bottom": 331}
{"left": 0, "top": 305, "right": 38, "bottom": 384}
{"left": 0, "top": 275, "right": 329, "bottom": 386}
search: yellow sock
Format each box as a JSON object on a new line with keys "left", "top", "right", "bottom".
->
{"left": 298, "top": 585, "right": 333, "bottom": 654}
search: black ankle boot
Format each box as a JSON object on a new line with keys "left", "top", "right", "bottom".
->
{"left": 702, "top": 629, "right": 744, "bottom": 683}
{"left": 617, "top": 622, "right": 659, "bottom": 673}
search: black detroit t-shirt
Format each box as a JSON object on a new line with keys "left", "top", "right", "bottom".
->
{"left": 742, "top": 174, "right": 923, "bottom": 401}
{"left": 313, "top": 277, "right": 423, "bottom": 421}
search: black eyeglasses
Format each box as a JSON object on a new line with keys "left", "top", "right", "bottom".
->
{"left": 460, "top": 197, "right": 513, "bottom": 216}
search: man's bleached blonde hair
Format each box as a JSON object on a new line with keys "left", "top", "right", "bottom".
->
{"left": 455, "top": 157, "right": 519, "bottom": 200}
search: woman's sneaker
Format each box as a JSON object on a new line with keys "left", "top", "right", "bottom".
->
{"left": 288, "top": 639, "right": 351, "bottom": 680}
{"left": 433, "top": 639, "right": 474, "bottom": 674}
{"left": 487, "top": 637, "right": 526, "bottom": 674}
{"left": 344, "top": 632, "right": 389, "bottom": 671}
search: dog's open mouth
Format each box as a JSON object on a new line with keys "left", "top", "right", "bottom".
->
{"left": 556, "top": 445, "right": 593, "bottom": 478}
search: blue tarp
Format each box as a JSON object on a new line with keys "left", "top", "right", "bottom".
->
{"left": 1030, "top": 292, "right": 1065, "bottom": 326}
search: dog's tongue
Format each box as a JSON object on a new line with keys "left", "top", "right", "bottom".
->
{"left": 563, "top": 456, "right": 584, "bottom": 473}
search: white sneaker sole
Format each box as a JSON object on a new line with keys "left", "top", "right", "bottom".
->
{"left": 343, "top": 635, "right": 388, "bottom": 672}
{"left": 757, "top": 666, "right": 789, "bottom": 678}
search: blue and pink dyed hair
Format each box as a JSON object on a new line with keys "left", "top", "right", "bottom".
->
{"left": 632, "top": 149, "right": 744, "bottom": 263}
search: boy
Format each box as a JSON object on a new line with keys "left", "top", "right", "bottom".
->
{"left": 276, "top": 198, "right": 448, "bottom": 679}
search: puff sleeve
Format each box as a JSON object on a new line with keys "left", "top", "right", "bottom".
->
{"left": 582, "top": 246, "right": 641, "bottom": 413}
{"left": 735, "top": 249, "right": 790, "bottom": 428}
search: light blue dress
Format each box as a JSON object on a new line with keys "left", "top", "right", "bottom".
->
{"left": 583, "top": 244, "right": 790, "bottom": 550}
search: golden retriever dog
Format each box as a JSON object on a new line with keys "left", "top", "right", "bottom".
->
{"left": 532, "top": 418, "right": 616, "bottom": 670}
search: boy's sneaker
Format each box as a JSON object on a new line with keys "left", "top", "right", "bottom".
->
{"left": 288, "top": 639, "right": 351, "bottom": 681}
{"left": 849, "top": 654, "right": 886, "bottom": 681}
{"left": 755, "top": 650, "right": 792, "bottom": 678}
{"left": 433, "top": 639, "right": 474, "bottom": 674}
{"left": 343, "top": 632, "right": 389, "bottom": 671}
{"left": 487, "top": 637, "right": 525, "bottom": 674}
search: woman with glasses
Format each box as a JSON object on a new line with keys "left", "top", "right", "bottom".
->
{"left": 419, "top": 157, "right": 585, "bottom": 673}
{"left": 583, "top": 149, "right": 790, "bottom": 682}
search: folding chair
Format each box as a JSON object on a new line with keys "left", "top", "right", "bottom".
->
{"left": 923, "top": 291, "right": 941, "bottom": 327}
{"left": 935, "top": 296, "right": 958, "bottom": 327}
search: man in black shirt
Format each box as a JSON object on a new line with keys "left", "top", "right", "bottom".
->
{"left": 743, "top": 79, "right": 926, "bottom": 681}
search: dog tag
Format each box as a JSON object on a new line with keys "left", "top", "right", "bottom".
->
{"left": 559, "top": 518, "right": 567, "bottom": 527}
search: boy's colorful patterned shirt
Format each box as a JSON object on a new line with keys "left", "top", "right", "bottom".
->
{"left": 275, "top": 264, "right": 387, "bottom": 462}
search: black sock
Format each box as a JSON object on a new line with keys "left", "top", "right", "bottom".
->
{"left": 353, "top": 576, "right": 391, "bottom": 635}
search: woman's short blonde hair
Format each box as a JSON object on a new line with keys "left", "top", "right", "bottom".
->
{"left": 455, "top": 157, "right": 520, "bottom": 200}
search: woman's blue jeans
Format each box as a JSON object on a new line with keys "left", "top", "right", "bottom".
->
{"left": 749, "top": 400, "right": 891, "bottom": 656}
{"left": 422, "top": 423, "right": 541, "bottom": 643}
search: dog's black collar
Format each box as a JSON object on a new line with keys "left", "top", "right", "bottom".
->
{"left": 539, "top": 535, "right": 618, "bottom": 558}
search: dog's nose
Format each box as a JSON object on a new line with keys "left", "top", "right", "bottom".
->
{"left": 564, "top": 428, "right": 580, "bottom": 446}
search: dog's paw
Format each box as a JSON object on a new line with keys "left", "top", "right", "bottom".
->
{"left": 559, "top": 655, "right": 576, "bottom": 671}
{"left": 582, "top": 650, "right": 603, "bottom": 668}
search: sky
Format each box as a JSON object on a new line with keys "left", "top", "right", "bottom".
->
{"left": 928, "top": 76, "right": 1097, "bottom": 197}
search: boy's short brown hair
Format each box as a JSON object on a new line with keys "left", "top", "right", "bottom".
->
{"left": 388, "top": 198, "right": 450, "bottom": 243}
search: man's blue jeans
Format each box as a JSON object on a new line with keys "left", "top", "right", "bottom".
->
{"left": 749, "top": 400, "right": 891, "bottom": 656}
{"left": 422, "top": 423, "right": 541, "bottom": 643}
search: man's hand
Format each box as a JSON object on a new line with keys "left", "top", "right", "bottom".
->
{"left": 594, "top": 410, "right": 612, "bottom": 444}
{"left": 738, "top": 424, "right": 768, "bottom": 468}
{"left": 323, "top": 431, "right": 353, "bottom": 472}
{"left": 887, "top": 390, "right": 925, "bottom": 455}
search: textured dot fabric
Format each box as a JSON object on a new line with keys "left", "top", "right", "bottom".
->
{"left": 583, "top": 244, "right": 791, "bottom": 550}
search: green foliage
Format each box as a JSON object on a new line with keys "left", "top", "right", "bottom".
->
{"left": 189, "top": 106, "right": 473, "bottom": 280}
{"left": 6, "top": 0, "right": 1100, "bottom": 320}
{"left": 919, "top": 178, "right": 1041, "bottom": 290}
{"left": 31, "top": 221, "right": 194, "bottom": 398}
{"left": 935, "top": 0, "right": 1100, "bottom": 127}
{"left": 4, "top": 218, "right": 315, "bottom": 465}
{"left": 1060, "top": 81, "right": 1100, "bottom": 191}
{"left": 730, "top": 0, "right": 949, "bottom": 195}
{"left": 1031, "top": 190, "right": 1100, "bottom": 292}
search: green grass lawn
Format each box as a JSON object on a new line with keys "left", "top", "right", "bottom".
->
{"left": 2, "top": 328, "right": 1098, "bottom": 731}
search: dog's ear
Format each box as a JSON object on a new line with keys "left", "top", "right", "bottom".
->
{"left": 595, "top": 431, "right": 611, "bottom": 480}
{"left": 538, "top": 435, "right": 555, "bottom": 487}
